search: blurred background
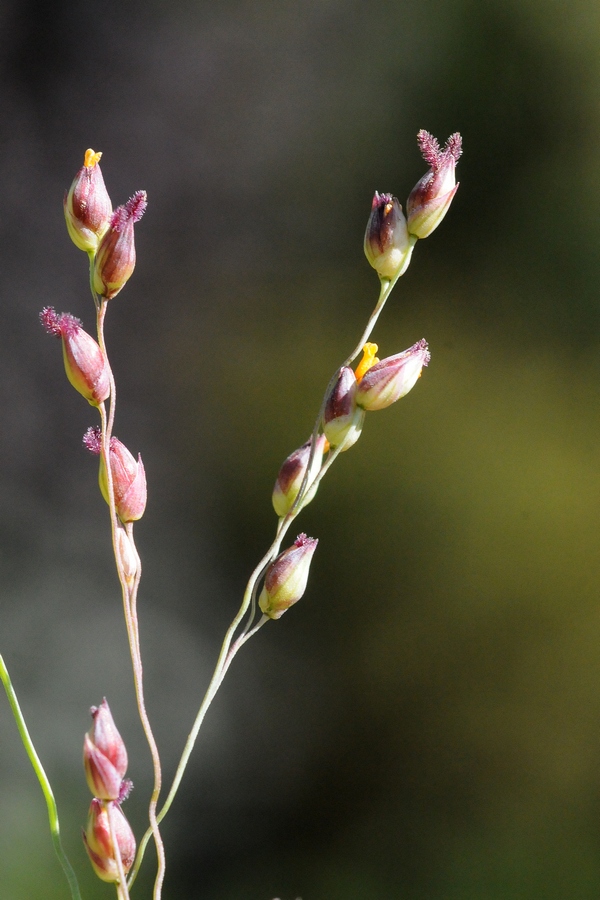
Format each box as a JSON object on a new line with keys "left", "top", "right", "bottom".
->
{"left": 1, "top": 0, "right": 600, "bottom": 897}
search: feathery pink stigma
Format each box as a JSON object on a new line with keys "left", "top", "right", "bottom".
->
{"left": 417, "top": 130, "right": 441, "bottom": 168}
{"left": 125, "top": 190, "right": 147, "bottom": 222}
{"left": 39, "top": 306, "right": 62, "bottom": 336}
{"left": 110, "top": 191, "right": 147, "bottom": 232}
{"left": 58, "top": 313, "right": 83, "bottom": 338}
{"left": 412, "top": 338, "right": 431, "bottom": 365}
{"left": 444, "top": 132, "right": 463, "bottom": 163}
{"left": 40, "top": 307, "right": 83, "bottom": 338}
{"left": 83, "top": 426, "right": 102, "bottom": 454}
{"left": 417, "top": 130, "right": 463, "bottom": 172}
{"left": 110, "top": 206, "right": 128, "bottom": 231}
{"left": 294, "top": 533, "right": 317, "bottom": 548}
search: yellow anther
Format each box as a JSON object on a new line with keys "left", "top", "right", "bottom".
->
{"left": 323, "top": 438, "right": 331, "bottom": 454}
{"left": 355, "top": 342, "right": 379, "bottom": 383}
{"left": 84, "top": 149, "right": 102, "bottom": 168}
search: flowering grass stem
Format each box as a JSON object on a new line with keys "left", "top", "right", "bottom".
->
{"left": 35, "top": 135, "right": 456, "bottom": 895}
{"left": 292, "top": 247, "right": 415, "bottom": 522}
{"left": 94, "top": 282, "right": 165, "bottom": 899}
{"left": 128, "top": 260, "right": 409, "bottom": 885}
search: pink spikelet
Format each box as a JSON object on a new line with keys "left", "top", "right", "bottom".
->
{"left": 40, "top": 308, "right": 110, "bottom": 406}
{"left": 63, "top": 149, "right": 112, "bottom": 252}
{"left": 407, "top": 130, "right": 463, "bottom": 239}
{"left": 93, "top": 190, "right": 147, "bottom": 298}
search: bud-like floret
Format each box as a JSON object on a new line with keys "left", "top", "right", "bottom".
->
{"left": 364, "top": 192, "right": 413, "bottom": 279}
{"left": 84, "top": 428, "right": 147, "bottom": 523}
{"left": 322, "top": 367, "right": 365, "bottom": 450}
{"left": 93, "top": 191, "right": 147, "bottom": 299}
{"left": 102, "top": 438, "right": 147, "bottom": 523}
{"left": 406, "top": 131, "right": 462, "bottom": 239}
{"left": 64, "top": 150, "right": 113, "bottom": 253}
{"left": 259, "top": 534, "right": 318, "bottom": 620}
{"left": 272, "top": 435, "right": 328, "bottom": 517}
{"left": 116, "top": 524, "right": 138, "bottom": 586}
{"left": 356, "top": 340, "right": 430, "bottom": 411}
{"left": 40, "top": 307, "right": 110, "bottom": 407}
{"left": 83, "top": 799, "right": 136, "bottom": 883}
{"left": 83, "top": 699, "right": 128, "bottom": 801}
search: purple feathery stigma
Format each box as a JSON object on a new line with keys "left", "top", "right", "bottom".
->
{"left": 417, "top": 130, "right": 462, "bottom": 173}
{"left": 83, "top": 426, "right": 103, "bottom": 455}
{"left": 40, "top": 307, "right": 83, "bottom": 338}
{"left": 109, "top": 191, "right": 147, "bottom": 233}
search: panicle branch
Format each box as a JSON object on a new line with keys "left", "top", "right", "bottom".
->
{"left": 59, "top": 148, "right": 164, "bottom": 897}
{"left": 131, "top": 129, "right": 462, "bottom": 880}
{"left": 34, "top": 130, "right": 461, "bottom": 897}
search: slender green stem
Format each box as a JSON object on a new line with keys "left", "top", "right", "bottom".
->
{"left": 0, "top": 655, "right": 83, "bottom": 900}
{"left": 342, "top": 248, "right": 415, "bottom": 369}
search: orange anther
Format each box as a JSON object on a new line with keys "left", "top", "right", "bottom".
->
{"left": 355, "top": 342, "right": 379, "bottom": 383}
{"left": 84, "top": 149, "right": 102, "bottom": 168}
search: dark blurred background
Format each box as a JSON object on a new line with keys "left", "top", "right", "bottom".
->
{"left": 1, "top": 0, "right": 600, "bottom": 897}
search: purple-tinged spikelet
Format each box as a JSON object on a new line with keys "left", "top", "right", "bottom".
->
{"left": 83, "top": 799, "right": 136, "bottom": 883}
{"left": 64, "top": 149, "right": 113, "bottom": 253}
{"left": 84, "top": 428, "right": 147, "bottom": 523}
{"left": 356, "top": 339, "right": 431, "bottom": 410}
{"left": 40, "top": 307, "right": 110, "bottom": 406}
{"left": 272, "top": 435, "right": 328, "bottom": 517}
{"left": 83, "top": 699, "right": 129, "bottom": 801}
{"left": 364, "top": 192, "right": 413, "bottom": 279}
{"left": 322, "top": 367, "right": 365, "bottom": 450}
{"left": 407, "top": 131, "right": 462, "bottom": 239}
{"left": 259, "top": 534, "right": 319, "bottom": 619}
{"left": 93, "top": 190, "right": 147, "bottom": 299}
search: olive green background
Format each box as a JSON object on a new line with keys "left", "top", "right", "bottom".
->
{"left": 1, "top": 0, "right": 600, "bottom": 897}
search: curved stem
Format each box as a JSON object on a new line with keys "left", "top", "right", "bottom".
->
{"left": 95, "top": 297, "right": 165, "bottom": 898}
{"left": 0, "top": 655, "right": 82, "bottom": 900}
{"left": 219, "top": 615, "right": 269, "bottom": 681}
